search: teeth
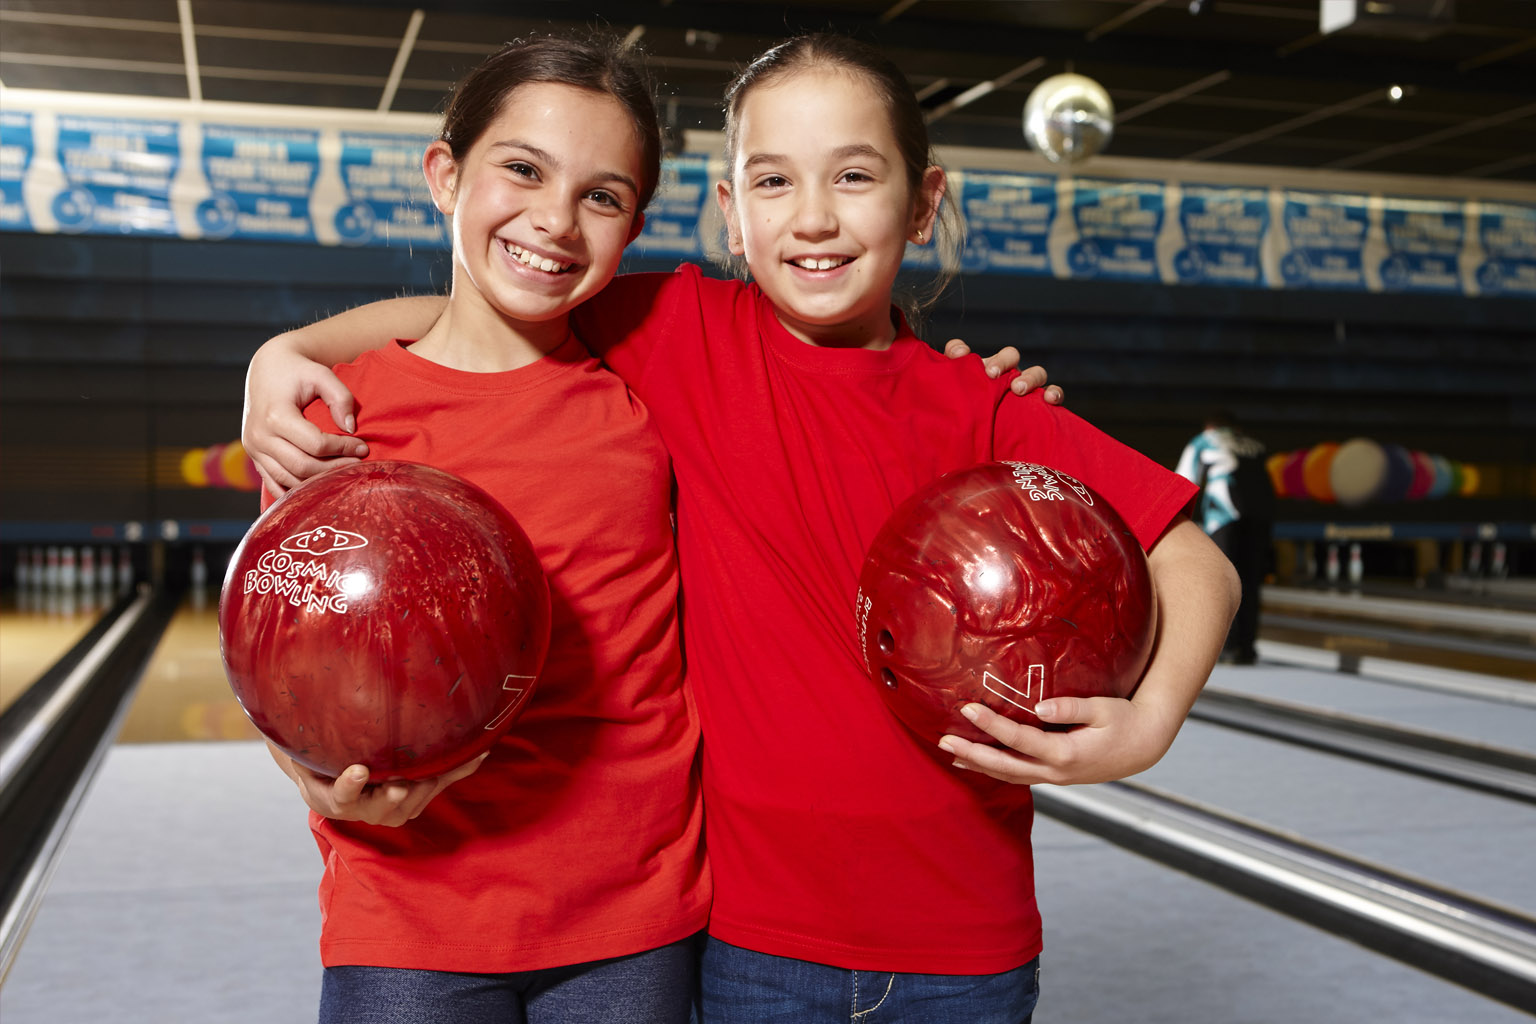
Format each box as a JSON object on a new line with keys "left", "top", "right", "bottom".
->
{"left": 795, "top": 257, "right": 848, "bottom": 271}
{"left": 504, "top": 242, "right": 571, "bottom": 273}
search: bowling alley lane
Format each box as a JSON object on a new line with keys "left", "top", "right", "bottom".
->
{"left": 1259, "top": 584, "right": 1536, "bottom": 683}
{"left": 0, "top": 594, "right": 99, "bottom": 715}
{"left": 1032, "top": 657, "right": 1536, "bottom": 1024}
{"left": 112, "top": 587, "right": 263, "bottom": 745}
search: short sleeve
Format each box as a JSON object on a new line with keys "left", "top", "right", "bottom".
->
{"left": 991, "top": 394, "right": 1197, "bottom": 551}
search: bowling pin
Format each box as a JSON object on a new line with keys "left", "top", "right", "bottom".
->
{"left": 30, "top": 547, "right": 45, "bottom": 598}
{"left": 1347, "top": 543, "right": 1363, "bottom": 588}
{"left": 96, "top": 545, "right": 115, "bottom": 592}
{"left": 77, "top": 546, "right": 97, "bottom": 612}
{"left": 1492, "top": 542, "right": 1508, "bottom": 579}
{"left": 44, "top": 546, "right": 60, "bottom": 591}
{"left": 1468, "top": 542, "right": 1484, "bottom": 577}
{"left": 117, "top": 546, "right": 134, "bottom": 593}
{"left": 1325, "top": 543, "right": 1340, "bottom": 584}
{"left": 59, "top": 546, "right": 77, "bottom": 591}
{"left": 14, "top": 546, "right": 29, "bottom": 590}
{"left": 190, "top": 545, "right": 209, "bottom": 610}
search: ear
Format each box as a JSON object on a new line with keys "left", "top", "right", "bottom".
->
{"left": 910, "top": 165, "right": 947, "bottom": 244}
{"left": 625, "top": 211, "right": 647, "bottom": 246}
{"left": 422, "top": 140, "right": 460, "bottom": 216}
{"left": 716, "top": 179, "right": 745, "bottom": 256}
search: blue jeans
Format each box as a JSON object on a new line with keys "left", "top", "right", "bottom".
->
{"left": 318, "top": 933, "right": 700, "bottom": 1024}
{"left": 699, "top": 937, "right": 1039, "bottom": 1023}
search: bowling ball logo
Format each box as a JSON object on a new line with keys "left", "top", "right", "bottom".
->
{"left": 281, "top": 526, "right": 368, "bottom": 555}
{"left": 856, "top": 461, "right": 1156, "bottom": 746}
{"left": 219, "top": 461, "right": 552, "bottom": 781}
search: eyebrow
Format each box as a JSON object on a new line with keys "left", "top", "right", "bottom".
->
{"left": 742, "top": 143, "right": 890, "bottom": 170}
{"left": 489, "top": 139, "right": 640, "bottom": 194}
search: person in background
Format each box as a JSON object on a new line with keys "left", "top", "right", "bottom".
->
{"left": 1177, "top": 409, "right": 1275, "bottom": 665}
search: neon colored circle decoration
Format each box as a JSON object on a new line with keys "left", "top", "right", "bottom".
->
{"left": 1265, "top": 452, "right": 1290, "bottom": 497}
{"left": 1378, "top": 445, "right": 1415, "bottom": 503}
{"left": 1458, "top": 464, "right": 1481, "bottom": 497}
{"left": 1329, "top": 438, "right": 1388, "bottom": 508}
{"left": 1280, "top": 449, "right": 1309, "bottom": 500}
{"left": 202, "top": 443, "right": 231, "bottom": 489}
{"left": 1301, "top": 442, "right": 1339, "bottom": 502}
{"left": 1426, "top": 455, "right": 1454, "bottom": 499}
{"left": 181, "top": 448, "right": 209, "bottom": 487}
{"left": 1406, "top": 451, "right": 1435, "bottom": 501}
{"left": 220, "top": 440, "right": 261, "bottom": 492}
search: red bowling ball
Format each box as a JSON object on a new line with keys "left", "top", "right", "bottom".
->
{"left": 219, "top": 460, "right": 551, "bottom": 781}
{"left": 856, "top": 461, "right": 1157, "bottom": 746}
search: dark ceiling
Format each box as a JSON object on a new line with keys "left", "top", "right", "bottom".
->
{"left": 2, "top": 0, "right": 1534, "bottom": 182}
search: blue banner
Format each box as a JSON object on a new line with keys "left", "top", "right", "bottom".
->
{"left": 53, "top": 115, "right": 180, "bottom": 235}
{"left": 198, "top": 124, "right": 320, "bottom": 242}
{"left": 1474, "top": 202, "right": 1536, "bottom": 296}
{"left": 1066, "top": 178, "right": 1163, "bottom": 281}
{"left": 1278, "top": 190, "right": 1369, "bottom": 290}
{"left": 1378, "top": 196, "right": 1463, "bottom": 293}
{"left": 2, "top": 107, "right": 1531, "bottom": 301}
{"left": 0, "top": 110, "right": 32, "bottom": 231}
{"left": 333, "top": 131, "right": 445, "bottom": 248}
{"left": 958, "top": 171, "right": 1056, "bottom": 275}
{"left": 637, "top": 153, "right": 708, "bottom": 256}
{"left": 1174, "top": 184, "right": 1267, "bottom": 286}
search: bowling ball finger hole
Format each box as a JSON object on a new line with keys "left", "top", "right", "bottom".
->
{"left": 877, "top": 629, "right": 895, "bottom": 655}
{"left": 881, "top": 668, "right": 898, "bottom": 691}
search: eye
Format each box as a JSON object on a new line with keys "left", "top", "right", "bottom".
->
{"left": 754, "top": 174, "right": 789, "bottom": 190}
{"left": 504, "top": 161, "right": 538, "bottom": 179}
{"left": 839, "top": 170, "right": 873, "bottom": 184}
{"left": 585, "top": 189, "right": 628, "bottom": 213}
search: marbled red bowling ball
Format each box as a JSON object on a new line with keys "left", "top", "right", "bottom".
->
{"left": 856, "top": 461, "right": 1156, "bottom": 745}
{"left": 219, "top": 460, "right": 551, "bottom": 780}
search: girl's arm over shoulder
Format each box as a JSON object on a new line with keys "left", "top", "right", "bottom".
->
{"left": 937, "top": 517, "right": 1239, "bottom": 786}
{"left": 243, "top": 295, "right": 446, "bottom": 493}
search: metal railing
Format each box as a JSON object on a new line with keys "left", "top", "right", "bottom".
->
{"left": 1036, "top": 779, "right": 1536, "bottom": 1014}
{"left": 0, "top": 583, "right": 180, "bottom": 983}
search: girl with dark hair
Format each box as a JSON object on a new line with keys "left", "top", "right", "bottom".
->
{"left": 259, "top": 36, "right": 704, "bottom": 1023}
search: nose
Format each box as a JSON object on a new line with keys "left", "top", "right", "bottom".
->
{"left": 529, "top": 191, "right": 580, "bottom": 242}
{"left": 790, "top": 183, "right": 837, "bottom": 240}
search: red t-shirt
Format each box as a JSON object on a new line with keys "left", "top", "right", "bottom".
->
{"left": 576, "top": 266, "right": 1196, "bottom": 974}
{"left": 288, "top": 336, "right": 708, "bottom": 972}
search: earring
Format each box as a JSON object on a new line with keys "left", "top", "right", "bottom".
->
{"left": 915, "top": 230, "right": 924, "bottom": 243}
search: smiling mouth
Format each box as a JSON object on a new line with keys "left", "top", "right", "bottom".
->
{"left": 791, "top": 256, "right": 853, "bottom": 271}
{"left": 502, "top": 240, "right": 574, "bottom": 274}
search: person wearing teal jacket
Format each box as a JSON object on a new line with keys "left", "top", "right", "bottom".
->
{"left": 1177, "top": 411, "right": 1275, "bottom": 664}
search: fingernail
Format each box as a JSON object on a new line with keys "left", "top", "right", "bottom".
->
{"left": 987, "top": 365, "right": 999, "bottom": 378}
{"left": 1035, "top": 701, "right": 1054, "bottom": 718}
{"left": 937, "top": 737, "right": 957, "bottom": 755}
{"left": 952, "top": 760, "right": 969, "bottom": 771}
{"left": 344, "top": 416, "right": 356, "bottom": 433}
{"left": 960, "top": 704, "right": 980, "bottom": 722}
{"left": 348, "top": 766, "right": 368, "bottom": 781}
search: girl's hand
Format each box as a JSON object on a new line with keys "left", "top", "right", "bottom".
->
{"left": 266, "top": 742, "right": 488, "bottom": 827}
{"left": 935, "top": 696, "right": 1180, "bottom": 787}
{"left": 242, "top": 338, "right": 368, "bottom": 495}
{"left": 942, "top": 339, "right": 1065, "bottom": 404}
